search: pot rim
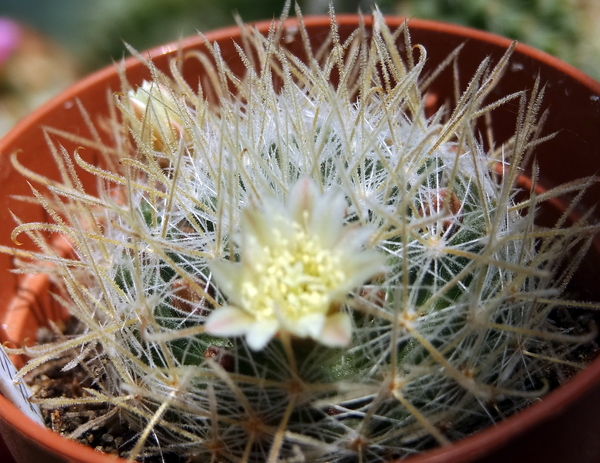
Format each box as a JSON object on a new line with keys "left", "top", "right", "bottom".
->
{"left": 1, "top": 13, "right": 599, "bottom": 463}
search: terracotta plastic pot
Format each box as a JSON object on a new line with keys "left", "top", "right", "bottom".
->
{"left": 1, "top": 15, "right": 600, "bottom": 463}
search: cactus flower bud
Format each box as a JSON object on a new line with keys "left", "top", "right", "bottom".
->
{"left": 128, "top": 80, "right": 183, "bottom": 151}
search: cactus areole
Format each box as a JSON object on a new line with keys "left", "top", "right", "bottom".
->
{"left": 1, "top": 8, "right": 600, "bottom": 463}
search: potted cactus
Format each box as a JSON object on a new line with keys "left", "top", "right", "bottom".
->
{"left": 1, "top": 6, "right": 600, "bottom": 463}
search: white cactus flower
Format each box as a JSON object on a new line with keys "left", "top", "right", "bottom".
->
{"left": 205, "top": 177, "right": 386, "bottom": 350}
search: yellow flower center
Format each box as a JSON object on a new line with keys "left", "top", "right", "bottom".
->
{"left": 240, "top": 221, "right": 345, "bottom": 322}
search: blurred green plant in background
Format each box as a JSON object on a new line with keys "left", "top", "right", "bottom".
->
{"left": 1, "top": 0, "right": 599, "bottom": 135}
{"left": 1, "top": 0, "right": 595, "bottom": 76}
{"left": 0, "top": 0, "right": 398, "bottom": 72}
{"left": 395, "top": 0, "right": 600, "bottom": 84}
{"left": 399, "top": 0, "right": 579, "bottom": 59}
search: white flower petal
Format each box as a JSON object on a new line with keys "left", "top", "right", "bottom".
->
{"left": 340, "top": 251, "right": 386, "bottom": 287}
{"left": 209, "top": 260, "right": 244, "bottom": 306}
{"left": 286, "top": 176, "right": 318, "bottom": 224}
{"left": 292, "top": 313, "right": 326, "bottom": 339}
{"left": 205, "top": 306, "right": 254, "bottom": 336}
{"left": 241, "top": 208, "right": 271, "bottom": 247}
{"left": 334, "top": 226, "right": 374, "bottom": 254}
{"left": 245, "top": 320, "right": 279, "bottom": 351}
{"left": 310, "top": 187, "right": 346, "bottom": 248}
{"left": 318, "top": 312, "right": 352, "bottom": 347}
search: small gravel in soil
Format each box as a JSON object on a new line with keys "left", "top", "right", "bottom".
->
{"left": 25, "top": 319, "right": 190, "bottom": 462}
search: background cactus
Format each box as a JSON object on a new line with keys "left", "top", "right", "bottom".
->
{"left": 2, "top": 5, "right": 598, "bottom": 462}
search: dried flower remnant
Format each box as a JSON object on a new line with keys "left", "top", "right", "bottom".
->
{"left": 206, "top": 177, "right": 385, "bottom": 350}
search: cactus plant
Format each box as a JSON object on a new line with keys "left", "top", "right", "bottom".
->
{"left": 1, "top": 5, "right": 598, "bottom": 462}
